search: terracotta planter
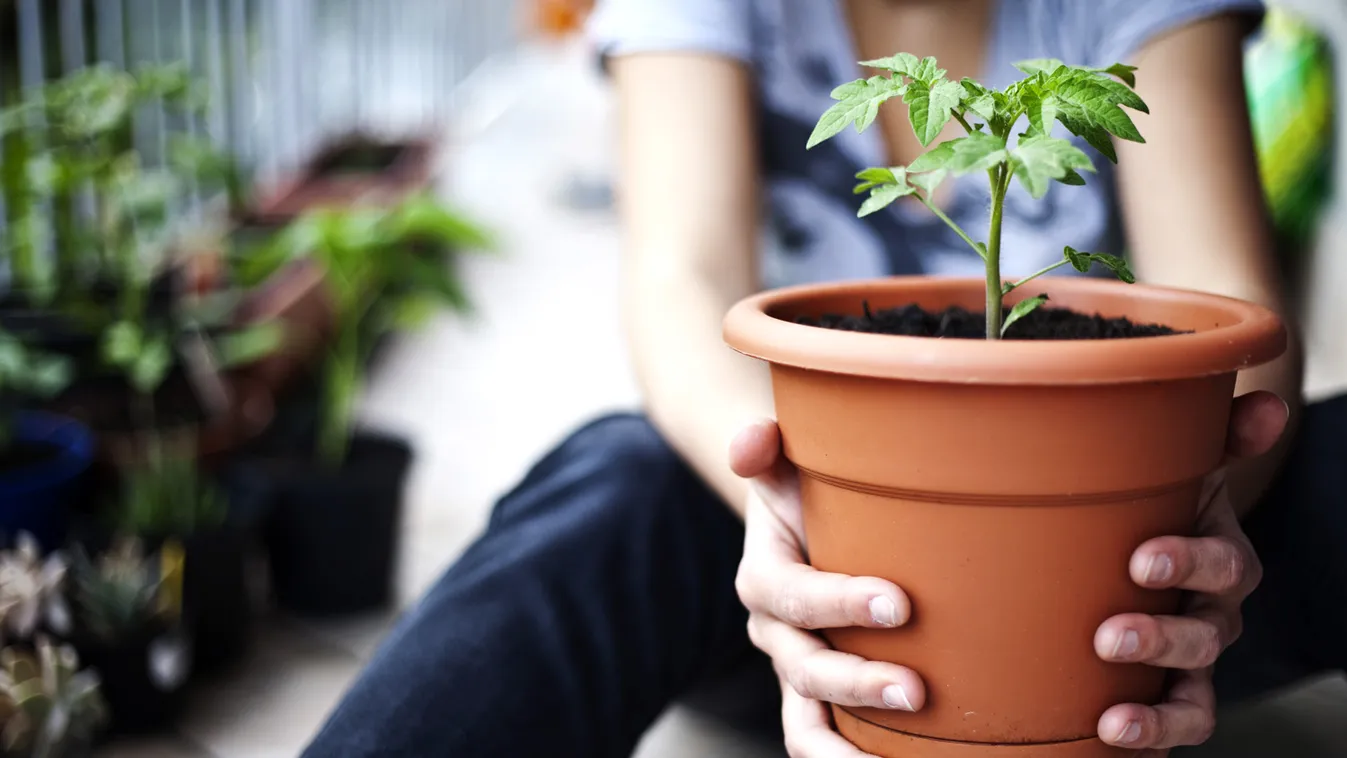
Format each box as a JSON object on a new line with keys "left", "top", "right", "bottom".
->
{"left": 722, "top": 276, "right": 1285, "bottom": 758}
{"left": 245, "top": 133, "right": 438, "bottom": 224}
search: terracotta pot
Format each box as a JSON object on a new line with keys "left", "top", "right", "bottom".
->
{"left": 722, "top": 276, "right": 1285, "bottom": 758}
{"left": 245, "top": 133, "right": 438, "bottom": 224}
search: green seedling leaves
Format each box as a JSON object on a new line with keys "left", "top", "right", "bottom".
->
{"left": 1002, "top": 294, "right": 1050, "bottom": 337}
{"left": 1014, "top": 58, "right": 1066, "bottom": 77}
{"left": 1011, "top": 135, "right": 1095, "bottom": 198}
{"left": 908, "top": 131, "right": 1008, "bottom": 175}
{"left": 1063, "top": 246, "right": 1135, "bottom": 283}
{"left": 808, "top": 76, "right": 907, "bottom": 149}
{"left": 904, "top": 78, "right": 964, "bottom": 146}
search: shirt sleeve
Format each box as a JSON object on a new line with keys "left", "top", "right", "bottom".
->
{"left": 586, "top": 0, "right": 754, "bottom": 64}
{"left": 1088, "top": 0, "right": 1266, "bottom": 67}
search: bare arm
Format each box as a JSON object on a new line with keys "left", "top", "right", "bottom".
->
{"left": 612, "top": 52, "right": 771, "bottom": 516}
{"left": 1117, "top": 14, "right": 1304, "bottom": 516}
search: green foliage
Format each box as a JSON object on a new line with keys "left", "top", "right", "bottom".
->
{"left": 264, "top": 194, "right": 494, "bottom": 464}
{"left": 810, "top": 53, "right": 1148, "bottom": 338}
{"left": 115, "top": 438, "right": 226, "bottom": 538}
{"left": 0, "top": 637, "right": 108, "bottom": 758}
{"left": 67, "top": 539, "right": 168, "bottom": 645}
{"left": 0, "top": 332, "right": 73, "bottom": 451}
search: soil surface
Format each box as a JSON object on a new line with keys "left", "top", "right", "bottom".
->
{"left": 800, "top": 300, "right": 1182, "bottom": 340}
{"left": 0, "top": 441, "right": 62, "bottom": 476}
{"left": 315, "top": 145, "right": 405, "bottom": 175}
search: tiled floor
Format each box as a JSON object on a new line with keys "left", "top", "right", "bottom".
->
{"left": 99, "top": 39, "right": 1347, "bottom": 758}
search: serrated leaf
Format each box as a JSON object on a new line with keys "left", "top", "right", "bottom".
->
{"left": 1097, "top": 62, "right": 1138, "bottom": 88}
{"left": 908, "top": 168, "right": 949, "bottom": 196}
{"left": 1055, "top": 104, "right": 1117, "bottom": 162}
{"left": 860, "top": 52, "right": 921, "bottom": 77}
{"left": 911, "top": 56, "right": 945, "bottom": 84}
{"left": 1063, "top": 246, "right": 1136, "bottom": 283}
{"left": 1058, "top": 169, "right": 1087, "bottom": 186}
{"left": 916, "top": 132, "right": 1008, "bottom": 175}
{"left": 1019, "top": 87, "right": 1057, "bottom": 136}
{"left": 1015, "top": 58, "right": 1066, "bottom": 77}
{"left": 1002, "top": 294, "right": 1050, "bottom": 337}
{"left": 853, "top": 167, "right": 900, "bottom": 194}
{"left": 904, "top": 78, "right": 963, "bottom": 147}
{"left": 809, "top": 76, "right": 907, "bottom": 148}
{"left": 1011, "top": 135, "right": 1095, "bottom": 198}
{"left": 858, "top": 182, "right": 915, "bottom": 217}
{"left": 1046, "top": 68, "right": 1147, "bottom": 145}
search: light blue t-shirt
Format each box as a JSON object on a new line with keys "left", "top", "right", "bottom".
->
{"left": 589, "top": 0, "right": 1265, "bottom": 289}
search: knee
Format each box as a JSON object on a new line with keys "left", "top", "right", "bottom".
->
{"left": 492, "top": 413, "right": 692, "bottom": 529}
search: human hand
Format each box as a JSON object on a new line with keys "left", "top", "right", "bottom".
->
{"left": 729, "top": 420, "right": 925, "bottom": 758}
{"left": 1094, "top": 391, "right": 1289, "bottom": 754}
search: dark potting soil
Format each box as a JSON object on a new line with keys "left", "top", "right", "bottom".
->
{"left": 0, "top": 441, "right": 62, "bottom": 476}
{"left": 800, "top": 301, "right": 1182, "bottom": 340}
{"left": 315, "top": 144, "right": 405, "bottom": 175}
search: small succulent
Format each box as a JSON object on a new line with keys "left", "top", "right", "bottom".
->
{"left": 0, "top": 537, "right": 68, "bottom": 646}
{"left": 0, "top": 637, "right": 107, "bottom": 758}
{"left": 67, "top": 539, "right": 169, "bottom": 644}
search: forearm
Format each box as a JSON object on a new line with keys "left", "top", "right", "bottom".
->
{"left": 625, "top": 261, "right": 773, "bottom": 517}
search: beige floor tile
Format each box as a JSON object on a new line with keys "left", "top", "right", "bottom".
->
{"left": 176, "top": 621, "right": 364, "bottom": 758}
{"left": 96, "top": 735, "right": 215, "bottom": 758}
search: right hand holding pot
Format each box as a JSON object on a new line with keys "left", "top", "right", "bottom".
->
{"left": 730, "top": 419, "right": 926, "bottom": 758}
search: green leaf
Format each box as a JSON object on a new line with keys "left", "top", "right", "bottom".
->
{"left": 859, "top": 182, "right": 915, "bottom": 217}
{"left": 1002, "top": 294, "right": 1050, "bottom": 337}
{"left": 215, "top": 323, "right": 285, "bottom": 368}
{"left": 390, "top": 195, "right": 496, "bottom": 251}
{"left": 910, "top": 57, "right": 946, "bottom": 84}
{"left": 130, "top": 338, "right": 172, "bottom": 395}
{"left": 1045, "top": 67, "right": 1147, "bottom": 147}
{"left": 860, "top": 53, "right": 922, "bottom": 77}
{"left": 924, "top": 132, "right": 1008, "bottom": 174}
{"left": 1059, "top": 169, "right": 1087, "bottom": 186}
{"left": 960, "top": 79, "right": 998, "bottom": 122}
{"left": 808, "top": 76, "right": 907, "bottom": 148}
{"left": 908, "top": 168, "right": 949, "bottom": 196}
{"left": 853, "top": 167, "right": 901, "bottom": 193}
{"left": 1054, "top": 105, "right": 1117, "bottom": 162}
{"left": 1097, "top": 62, "right": 1138, "bottom": 88}
{"left": 903, "top": 78, "right": 963, "bottom": 146}
{"left": 1019, "top": 87, "right": 1057, "bottom": 136}
{"left": 26, "top": 354, "right": 72, "bottom": 398}
{"left": 1063, "top": 246, "right": 1136, "bottom": 283}
{"left": 102, "top": 321, "right": 143, "bottom": 366}
{"left": 1010, "top": 135, "right": 1095, "bottom": 198}
{"left": 1014, "top": 58, "right": 1066, "bottom": 77}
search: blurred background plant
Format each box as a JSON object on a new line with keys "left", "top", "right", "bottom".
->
{"left": 0, "top": 637, "right": 107, "bottom": 758}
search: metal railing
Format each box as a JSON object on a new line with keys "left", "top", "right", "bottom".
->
{"left": 1, "top": 0, "right": 520, "bottom": 184}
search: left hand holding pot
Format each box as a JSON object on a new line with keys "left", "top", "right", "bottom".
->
{"left": 1093, "top": 390, "right": 1289, "bottom": 753}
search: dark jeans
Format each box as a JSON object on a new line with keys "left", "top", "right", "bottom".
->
{"left": 302, "top": 396, "right": 1347, "bottom": 758}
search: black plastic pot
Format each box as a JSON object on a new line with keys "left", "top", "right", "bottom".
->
{"left": 266, "top": 431, "right": 412, "bottom": 617}
{"left": 74, "top": 623, "right": 191, "bottom": 735}
{"left": 178, "top": 525, "right": 253, "bottom": 672}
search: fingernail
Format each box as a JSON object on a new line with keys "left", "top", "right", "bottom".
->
{"left": 1115, "top": 720, "right": 1142, "bottom": 744}
{"left": 1110, "top": 629, "right": 1140, "bottom": 660}
{"left": 882, "top": 684, "right": 915, "bottom": 711}
{"left": 869, "top": 596, "right": 898, "bottom": 627}
{"left": 1145, "top": 554, "right": 1174, "bottom": 584}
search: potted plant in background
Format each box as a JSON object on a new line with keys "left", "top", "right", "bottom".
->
{"left": 0, "top": 637, "right": 107, "bottom": 758}
{"left": 105, "top": 439, "right": 250, "bottom": 673}
{"left": 62, "top": 538, "right": 187, "bottom": 735}
{"left": 0, "top": 534, "right": 68, "bottom": 646}
{"left": 0, "top": 334, "right": 88, "bottom": 550}
{"left": 722, "top": 56, "right": 1286, "bottom": 757}
{"left": 260, "top": 193, "right": 492, "bottom": 617}
{"left": 244, "top": 132, "right": 439, "bottom": 225}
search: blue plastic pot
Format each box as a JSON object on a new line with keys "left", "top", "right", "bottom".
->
{"left": 0, "top": 412, "right": 94, "bottom": 549}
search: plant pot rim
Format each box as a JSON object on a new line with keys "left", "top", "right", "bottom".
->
{"left": 0, "top": 411, "right": 95, "bottom": 495}
{"left": 724, "top": 276, "right": 1286, "bottom": 385}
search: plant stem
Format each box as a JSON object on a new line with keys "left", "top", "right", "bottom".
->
{"left": 920, "top": 195, "right": 985, "bottom": 260}
{"left": 1003, "top": 259, "right": 1070, "bottom": 295}
{"left": 985, "top": 166, "right": 1007, "bottom": 340}
{"left": 953, "top": 112, "right": 976, "bottom": 134}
